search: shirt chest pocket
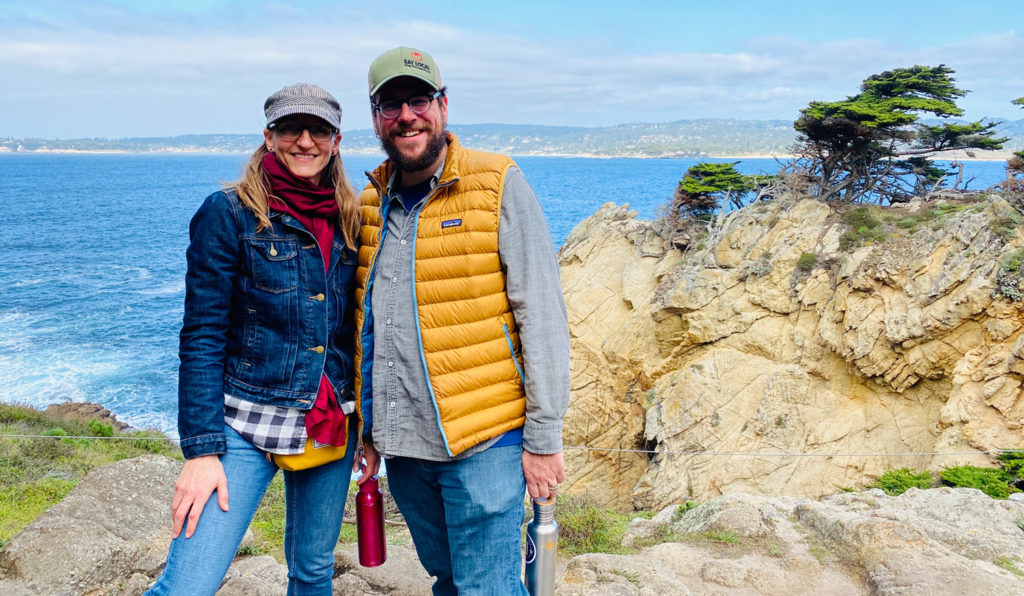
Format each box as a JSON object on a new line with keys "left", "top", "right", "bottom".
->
{"left": 245, "top": 237, "right": 300, "bottom": 293}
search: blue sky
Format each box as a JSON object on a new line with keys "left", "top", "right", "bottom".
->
{"left": 1, "top": 0, "right": 1021, "bottom": 138}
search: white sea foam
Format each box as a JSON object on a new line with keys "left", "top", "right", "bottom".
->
{"left": 137, "top": 279, "right": 185, "bottom": 296}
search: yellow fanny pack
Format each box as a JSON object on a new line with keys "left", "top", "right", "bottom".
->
{"left": 271, "top": 433, "right": 349, "bottom": 471}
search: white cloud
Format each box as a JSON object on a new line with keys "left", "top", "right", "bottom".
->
{"left": 0, "top": 6, "right": 1020, "bottom": 138}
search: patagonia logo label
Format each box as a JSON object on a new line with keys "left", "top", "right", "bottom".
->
{"left": 441, "top": 218, "right": 462, "bottom": 228}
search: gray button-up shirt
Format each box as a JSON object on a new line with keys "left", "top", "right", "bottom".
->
{"left": 369, "top": 162, "right": 570, "bottom": 462}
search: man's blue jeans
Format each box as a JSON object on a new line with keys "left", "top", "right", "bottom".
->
{"left": 146, "top": 424, "right": 355, "bottom": 596}
{"left": 386, "top": 444, "right": 529, "bottom": 596}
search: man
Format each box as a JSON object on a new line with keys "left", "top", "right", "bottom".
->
{"left": 353, "top": 46, "right": 570, "bottom": 595}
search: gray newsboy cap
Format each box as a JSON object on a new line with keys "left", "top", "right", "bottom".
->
{"left": 264, "top": 83, "right": 342, "bottom": 130}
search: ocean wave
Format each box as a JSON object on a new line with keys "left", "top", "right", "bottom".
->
{"left": 136, "top": 280, "right": 185, "bottom": 296}
{"left": 109, "top": 265, "right": 153, "bottom": 280}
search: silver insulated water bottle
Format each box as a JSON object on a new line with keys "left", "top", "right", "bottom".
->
{"left": 525, "top": 495, "right": 558, "bottom": 595}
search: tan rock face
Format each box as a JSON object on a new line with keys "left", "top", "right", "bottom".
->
{"left": 559, "top": 197, "right": 1024, "bottom": 510}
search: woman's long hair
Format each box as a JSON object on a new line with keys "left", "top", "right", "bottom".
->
{"left": 231, "top": 144, "right": 360, "bottom": 251}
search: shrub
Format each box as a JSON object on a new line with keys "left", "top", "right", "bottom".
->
{"left": 87, "top": 419, "right": 114, "bottom": 438}
{"left": 740, "top": 258, "right": 772, "bottom": 279}
{"left": 992, "top": 212, "right": 1023, "bottom": 241}
{"left": 838, "top": 207, "right": 889, "bottom": 250}
{"left": 998, "top": 450, "right": 1024, "bottom": 478}
{"left": 842, "top": 206, "right": 881, "bottom": 230}
{"left": 995, "top": 249, "right": 1024, "bottom": 301}
{"left": 0, "top": 404, "right": 180, "bottom": 544}
{"left": 940, "top": 465, "right": 1019, "bottom": 499}
{"left": 556, "top": 495, "right": 632, "bottom": 555}
{"left": 672, "top": 500, "right": 700, "bottom": 522}
{"left": 797, "top": 252, "right": 818, "bottom": 272}
{"left": 869, "top": 468, "right": 935, "bottom": 495}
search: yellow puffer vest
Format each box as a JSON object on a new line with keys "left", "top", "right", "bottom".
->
{"left": 354, "top": 133, "right": 527, "bottom": 456}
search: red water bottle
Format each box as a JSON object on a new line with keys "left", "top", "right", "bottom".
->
{"left": 356, "top": 475, "right": 387, "bottom": 567}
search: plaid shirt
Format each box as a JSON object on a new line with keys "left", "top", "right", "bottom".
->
{"left": 224, "top": 394, "right": 357, "bottom": 455}
{"left": 224, "top": 394, "right": 307, "bottom": 455}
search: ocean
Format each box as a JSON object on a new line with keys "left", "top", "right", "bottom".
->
{"left": 0, "top": 152, "right": 1009, "bottom": 437}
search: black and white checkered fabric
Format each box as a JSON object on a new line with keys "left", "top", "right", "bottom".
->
{"left": 224, "top": 394, "right": 306, "bottom": 455}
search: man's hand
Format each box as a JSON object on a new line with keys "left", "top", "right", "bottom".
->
{"left": 522, "top": 450, "right": 565, "bottom": 500}
{"left": 356, "top": 439, "right": 381, "bottom": 485}
{"left": 171, "top": 455, "right": 228, "bottom": 539}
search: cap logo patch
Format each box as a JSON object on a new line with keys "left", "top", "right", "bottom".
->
{"left": 404, "top": 58, "right": 431, "bottom": 74}
{"left": 441, "top": 218, "right": 462, "bottom": 229}
{"left": 411, "top": 51, "right": 422, "bottom": 61}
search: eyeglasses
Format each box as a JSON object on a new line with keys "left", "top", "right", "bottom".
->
{"left": 373, "top": 89, "right": 445, "bottom": 119}
{"left": 269, "top": 121, "right": 337, "bottom": 143}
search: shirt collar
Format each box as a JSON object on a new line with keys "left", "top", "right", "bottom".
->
{"left": 385, "top": 159, "right": 446, "bottom": 199}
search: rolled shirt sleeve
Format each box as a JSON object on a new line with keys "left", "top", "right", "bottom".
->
{"left": 498, "top": 167, "right": 570, "bottom": 454}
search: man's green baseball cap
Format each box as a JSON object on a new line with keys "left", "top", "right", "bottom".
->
{"left": 368, "top": 47, "right": 443, "bottom": 96}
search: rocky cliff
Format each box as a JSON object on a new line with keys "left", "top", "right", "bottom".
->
{"left": 559, "top": 193, "right": 1024, "bottom": 510}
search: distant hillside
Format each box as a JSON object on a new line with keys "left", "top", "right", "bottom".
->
{"left": 2, "top": 118, "right": 1021, "bottom": 157}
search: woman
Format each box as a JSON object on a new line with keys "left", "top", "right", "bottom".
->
{"left": 147, "top": 83, "right": 361, "bottom": 595}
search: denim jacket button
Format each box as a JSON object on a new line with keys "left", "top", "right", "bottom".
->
{"left": 313, "top": 293, "right": 325, "bottom": 301}
{"left": 313, "top": 346, "right": 325, "bottom": 354}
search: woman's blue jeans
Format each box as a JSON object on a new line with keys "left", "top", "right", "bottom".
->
{"left": 386, "top": 444, "right": 529, "bottom": 596}
{"left": 146, "top": 424, "right": 355, "bottom": 596}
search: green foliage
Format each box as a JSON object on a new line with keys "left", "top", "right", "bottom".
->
{"left": 673, "top": 500, "right": 700, "bottom": 522}
{"left": 0, "top": 403, "right": 179, "bottom": 544}
{"left": 248, "top": 480, "right": 365, "bottom": 561}
{"left": 0, "top": 476, "right": 77, "bottom": 543}
{"left": 839, "top": 206, "right": 889, "bottom": 250}
{"left": 992, "top": 212, "right": 1023, "bottom": 241}
{"left": 996, "top": 249, "right": 1024, "bottom": 301}
{"left": 939, "top": 465, "right": 1019, "bottom": 499}
{"left": 842, "top": 206, "right": 882, "bottom": 230}
{"left": 248, "top": 475, "right": 287, "bottom": 558}
{"left": 915, "top": 120, "right": 1007, "bottom": 152}
{"left": 556, "top": 494, "right": 633, "bottom": 555}
{"left": 995, "top": 556, "right": 1024, "bottom": 578}
{"left": 794, "top": 65, "right": 1005, "bottom": 203}
{"left": 998, "top": 450, "right": 1024, "bottom": 477}
{"left": 672, "top": 162, "right": 748, "bottom": 219}
{"left": 667, "top": 161, "right": 773, "bottom": 223}
{"left": 87, "top": 419, "right": 114, "bottom": 438}
{"left": 678, "top": 162, "right": 749, "bottom": 197}
{"left": 869, "top": 468, "right": 936, "bottom": 495}
{"left": 796, "top": 252, "right": 818, "bottom": 272}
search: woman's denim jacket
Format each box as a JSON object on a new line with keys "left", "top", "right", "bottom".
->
{"left": 178, "top": 190, "right": 357, "bottom": 459}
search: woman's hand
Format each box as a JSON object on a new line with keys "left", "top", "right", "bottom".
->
{"left": 170, "top": 455, "right": 229, "bottom": 539}
{"left": 355, "top": 439, "right": 381, "bottom": 485}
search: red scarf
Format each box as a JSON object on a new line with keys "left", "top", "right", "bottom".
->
{"left": 263, "top": 152, "right": 348, "bottom": 447}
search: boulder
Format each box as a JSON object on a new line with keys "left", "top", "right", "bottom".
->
{"left": 0, "top": 454, "right": 179, "bottom": 595}
{"left": 567, "top": 488, "right": 1024, "bottom": 595}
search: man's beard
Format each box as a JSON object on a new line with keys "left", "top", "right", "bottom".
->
{"left": 380, "top": 124, "right": 448, "bottom": 173}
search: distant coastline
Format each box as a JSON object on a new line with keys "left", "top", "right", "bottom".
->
{"left": 3, "top": 118, "right": 1019, "bottom": 161}
{"left": 1, "top": 147, "right": 1014, "bottom": 162}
